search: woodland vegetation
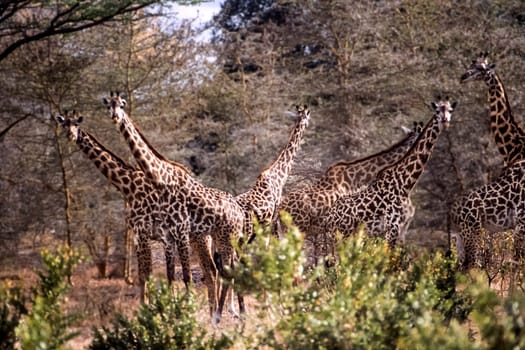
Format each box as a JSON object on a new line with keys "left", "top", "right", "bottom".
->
{"left": 1, "top": 0, "right": 525, "bottom": 348}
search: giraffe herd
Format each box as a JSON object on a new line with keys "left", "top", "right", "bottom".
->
{"left": 54, "top": 52, "right": 524, "bottom": 323}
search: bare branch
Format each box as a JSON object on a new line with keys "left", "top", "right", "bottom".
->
{"left": 0, "top": 0, "right": 166, "bottom": 62}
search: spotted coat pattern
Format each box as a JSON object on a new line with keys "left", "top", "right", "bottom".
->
{"left": 324, "top": 99, "right": 456, "bottom": 247}
{"left": 278, "top": 121, "right": 423, "bottom": 257}
{"left": 451, "top": 52, "right": 525, "bottom": 268}
{"left": 103, "top": 93, "right": 244, "bottom": 323}
{"left": 55, "top": 111, "right": 165, "bottom": 301}
{"left": 235, "top": 105, "right": 310, "bottom": 242}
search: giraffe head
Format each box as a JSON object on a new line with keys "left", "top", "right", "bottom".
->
{"left": 460, "top": 51, "right": 495, "bottom": 82}
{"left": 430, "top": 97, "right": 458, "bottom": 127}
{"left": 55, "top": 110, "right": 84, "bottom": 142}
{"left": 103, "top": 91, "right": 127, "bottom": 125}
{"left": 295, "top": 104, "right": 311, "bottom": 125}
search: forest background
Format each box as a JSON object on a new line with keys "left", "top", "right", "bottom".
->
{"left": 0, "top": 0, "right": 524, "bottom": 320}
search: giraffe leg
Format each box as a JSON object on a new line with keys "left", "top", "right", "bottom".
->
{"left": 460, "top": 224, "right": 479, "bottom": 270}
{"left": 164, "top": 242, "right": 177, "bottom": 287}
{"left": 192, "top": 235, "right": 218, "bottom": 319}
{"left": 207, "top": 235, "right": 240, "bottom": 317}
{"left": 135, "top": 231, "right": 152, "bottom": 303}
{"left": 174, "top": 231, "right": 192, "bottom": 290}
{"left": 385, "top": 224, "right": 401, "bottom": 247}
{"left": 214, "top": 242, "right": 236, "bottom": 324}
{"left": 512, "top": 224, "right": 525, "bottom": 264}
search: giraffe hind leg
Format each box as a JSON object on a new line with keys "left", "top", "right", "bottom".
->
{"left": 192, "top": 236, "right": 218, "bottom": 320}
{"left": 213, "top": 251, "right": 242, "bottom": 319}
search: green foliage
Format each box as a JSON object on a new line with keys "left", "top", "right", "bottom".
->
{"left": 470, "top": 279, "right": 525, "bottom": 350}
{"left": 89, "top": 280, "right": 231, "bottom": 350}
{"left": 0, "top": 281, "right": 28, "bottom": 350}
{"left": 15, "top": 244, "right": 83, "bottom": 350}
{"left": 238, "top": 222, "right": 470, "bottom": 349}
{"left": 232, "top": 219, "right": 525, "bottom": 349}
{"left": 234, "top": 212, "right": 306, "bottom": 297}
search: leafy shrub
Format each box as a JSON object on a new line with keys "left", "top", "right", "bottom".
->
{"left": 90, "top": 280, "right": 232, "bottom": 350}
{"left": 0, "top": 281, "right": 27, "bottom": 350}
{"left": 233, "top": 218, "right": 474, "bottom": 349}
{"left": 15, "top": 244, "right": 83, "bottom": 350}
{"left": 80, "top": 217, "right": 525, "bottom": 349}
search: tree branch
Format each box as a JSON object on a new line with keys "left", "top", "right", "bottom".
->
{"left": 0, "top": 0, "right": 165, "bottom": 62}
{"left": 0, "top": 114, "right": 31, "bottom": 142}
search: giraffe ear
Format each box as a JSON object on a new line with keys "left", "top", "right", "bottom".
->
{"left": 488, "top": 63, "right": 496, "bottom": 70}
{"left": 55, "top": 115, "right": 64, "bottom": 125}
{"left": 451, "top": 101, "right": 458, "bottom": 110}
{"left": 77, "top": 116, "right": 84, "bottom": 124}
{"left": 430, "top": 102, "right": 438, "bottom": 110}
{"left": 102, "top": 97, "right": 109, "bottom": 106}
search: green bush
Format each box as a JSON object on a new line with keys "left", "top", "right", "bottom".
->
{"left": 15, "top": 244, "right": 83, "bottom": 350}
{"left": 233, "top": 219, "right": 475, "bottom": 349}
{"left": 8, "top": 219, "right": 510, "bottom": 350}
{"left": 0, "top": 281, "right": 27, "bottom": 350}
{"left": 89, "top": 280, "right": 232, "bottom": 350}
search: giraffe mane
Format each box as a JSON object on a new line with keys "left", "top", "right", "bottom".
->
{"left": 325, "top": 134, "right": 416, "bottom": 170}
{"left": 83, "top": 129, "right": 138, "bottom": 172}
{"left": 129, "top": 118, "right": 192, "bottom": 175}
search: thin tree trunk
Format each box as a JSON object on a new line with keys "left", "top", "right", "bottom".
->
{"left": 53, "top": 125, "right": 73, "bottom": 248}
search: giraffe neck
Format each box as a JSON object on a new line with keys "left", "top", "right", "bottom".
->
{"left": 75, "top": 128, "right": 135, "bottom": 195}
{"left": 485, "top": 72, "right": 525, "bottom": 164}
{"left": 319, "top": 129, "right": 419, "bottom": 191}
{"left": 260, "top": 116, "right": 308, "bottom": 190}
{"left": 381, "top": 115, "right": 444, "bottom": 192}
{"left": 117, "top": 112, "right": 189, "bottom": 187}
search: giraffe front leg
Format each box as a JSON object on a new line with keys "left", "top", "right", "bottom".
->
{"left": 135, "top": 231, "right": 152, "bottom": 303}
{"left": 512, "top": 224, "right": 525, "bottom": 264}
{"left": 214, "top": 244, "right": 236, "bottom": 324}
{"left": 174, "top": 231, "right": 192, "bottom": 290}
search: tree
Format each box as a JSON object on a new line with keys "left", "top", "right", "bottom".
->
{"left": 0, "top": 1, "right": 209, "bottom": 284}
{"left": 212, "top": 0, "right": 525, "bottom": 248}
{"left": 0, "top": 0, "right": 168, "bottom": 62}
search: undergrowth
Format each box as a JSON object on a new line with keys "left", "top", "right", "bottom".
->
{"left": 1, "top": 222, "right": 525, "bottom": 349}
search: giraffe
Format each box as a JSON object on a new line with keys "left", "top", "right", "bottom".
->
{"left": 236, "top": 105, "right": 310, "bottom": 243}
{"left": 278, "top": 121, "right": 424, "bottom": 259}
{"left": 54, "top": 111, "right": 163, "bottom": 301}
{"left": 103, "top": 92, "right": 244, "bottom": 323}
{"left": 323, "top": 98, "right": 457, "bottom": 248}
{"left": 460, "top": 51, "right": 525, "bottom": 165}
{"left": 450, "top": 161, "right": 525, "bottom": 269}
{"left": 449, "top": 52, "right": 525, "bottom": 268}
